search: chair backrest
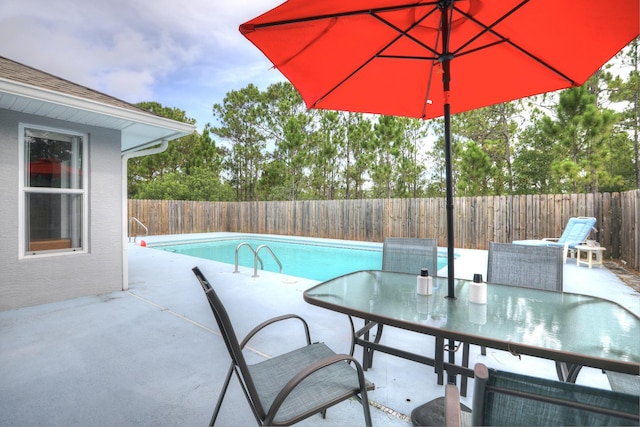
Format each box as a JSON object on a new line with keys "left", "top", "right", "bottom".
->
{"left": 191, "top": 267, "right": 267, "bottom": 420}
{"left": 472, "top": 363, "right": 639, "bottom": 426}
{"left": 382, "top": 237, "right": 438, "bottom": 275}
{"left": 557, "top": 216, "right": 597, "bottom": 245}
{"left": 487, "top": 242, "right": 563, "bottom": 291}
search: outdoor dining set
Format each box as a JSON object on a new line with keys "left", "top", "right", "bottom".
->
{"left": 218, "top": 0, "right": 639, "bottom": 422}
{"left": 191, "top": 217, "right": 639, "bottom": 426}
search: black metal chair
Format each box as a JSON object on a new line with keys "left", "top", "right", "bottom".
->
{"left": 444, "top": 363, "right": 639, "bottom": 426}
{"left": 192, "top": 267, "right": 373, "bottom": 426}
{"left": 358, "top": 237, "right": 438, "bottom": 370}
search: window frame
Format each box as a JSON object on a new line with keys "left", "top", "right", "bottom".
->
{"left": 18, "top": 123, "right": 89, "bottom": 258}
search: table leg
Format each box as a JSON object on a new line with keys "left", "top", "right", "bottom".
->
{"left": 435, "top": 337, "right": 444, "bottom": 385}
{"left": 360, "top": 321, "right": 383, "bottom": 370}
{"left": 363, "top": 327, "right": 373, "bottom": 370}
{"left": 447, "top": 338, "right": 456, "bottom": 386}
{"left": 460, "top": 342, "right": 469, "bottom": 396}
{"left": 595, "top": 249, "right": 603, "bottom": 268}
{"left": 578, "top": 248, "right": 585, "bottom": 267}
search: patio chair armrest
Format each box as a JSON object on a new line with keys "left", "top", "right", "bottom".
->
{"left": 542, "top": 237, "right": 559, "bottom": 242}
{"left": 240, "top": 314, "right": 311, "bottom": 348}
{"left": 265, "top": 353, "right": 370, "bottom": 424}
{"left": 445, "top": 384, "right": 462, "bottom": 427}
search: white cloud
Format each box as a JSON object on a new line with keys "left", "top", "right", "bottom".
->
{"left": 0, "top": 0, "right": 287, "bottom": 127}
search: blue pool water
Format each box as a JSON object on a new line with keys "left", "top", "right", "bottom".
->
{"left": 153, "top": 236, "right": 451, "bottom": 281}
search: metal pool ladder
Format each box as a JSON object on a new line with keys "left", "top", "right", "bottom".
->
{"left": 234, "top": 243, "right": 283, "bottom": 277}
{"left": 128, "top": 217, "right": 148, "bottom": 243}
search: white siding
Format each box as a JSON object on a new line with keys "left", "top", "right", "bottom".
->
{"left": 0, "top": 110, "right": 123, "bottom": 310}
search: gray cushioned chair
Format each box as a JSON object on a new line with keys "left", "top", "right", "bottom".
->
{"left": 192, "top": 267, "right": 373, "bottom": 426}
{"left": 358, "top": 237, "right": 438, "bottom": 370}
{"left": 487, "top": 242, "right": 563, "bottom": 291}
{"left": 382, "top": 237, "right": 438, "bottom": 275}
{"left": 444, "top": 363, "right": 639, "bottom": 426}
{"left": 459, "top": 242, "right": 564, "bottom": 395}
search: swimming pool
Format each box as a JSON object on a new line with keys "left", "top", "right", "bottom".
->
{"left": 151, "top": 235, "right": 452, "bottom": 281}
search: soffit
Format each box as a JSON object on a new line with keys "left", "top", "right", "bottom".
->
{"left": 0, "top": 57, "right": 194, "bottom": 152}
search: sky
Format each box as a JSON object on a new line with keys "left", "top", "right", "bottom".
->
{"left": 1, "top": 1, "right": 634, "bottom": 134}
{"left": 0, "top": 0, "right": 287, "bottom": 131}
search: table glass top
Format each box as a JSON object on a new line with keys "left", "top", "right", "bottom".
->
{"left": 304, "top": 270, "right": 640, "bottom": 366}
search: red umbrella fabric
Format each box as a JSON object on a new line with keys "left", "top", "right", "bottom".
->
{"left": 241, "top": 0, "right": 638, "bottom": 120}
{"left": 29, "top": 158, "right": 81, "bottom": 176}
{"left": 240, "top": 0, "right": 639, "bottom": 297}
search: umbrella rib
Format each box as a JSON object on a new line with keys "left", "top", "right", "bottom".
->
{"left": 377, "top": 55, "right": 437, "bottom": 60}
{"left": 312, "top": 59, "right": 375, "bottom": 109}
{"left": 275, "top": 19, "right": 339, "bottom": 69}
{"left": 451, "top": 0, "right": 530, "bottom": 55}
{"left": 369, "top": 4, "right": 449, "bottom": 117}
{"left": 421, "top": 18, "right": 443, "bottom": 119}
{"left": 244, "top": 1, "right": 440, "bottom": 30}
{"left": 313, "top": 5, "right": 442, "bottom": 108}
{"left": 370, "top": 7, "right": 442, "bottom": 57}
{"left": 451, "top": 0, "right": 578, "bottom": 85}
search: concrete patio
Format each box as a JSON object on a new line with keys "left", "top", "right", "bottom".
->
{"left": 1, "top": 238, "right": 638, "bottom": 426}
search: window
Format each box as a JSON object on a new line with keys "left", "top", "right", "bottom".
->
{"left": 19, "top": 124, "right": 88, "bottom": 257}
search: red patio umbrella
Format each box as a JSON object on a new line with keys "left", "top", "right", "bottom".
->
{"left": 29, "top": 158, "right": 82, "bottom": 176}
{"left": 240, "top": 0, "right": 639, "bottom": 298}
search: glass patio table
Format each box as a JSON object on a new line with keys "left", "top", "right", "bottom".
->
{"left": 303, "top": 270, "right": 640, "bottom": 393}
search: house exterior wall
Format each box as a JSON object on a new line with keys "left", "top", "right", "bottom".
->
{"left": 0, "top": 110, "right": 123, "bottom": 310}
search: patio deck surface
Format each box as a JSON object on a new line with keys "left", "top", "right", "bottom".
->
{"left": 1, "top": 235, "right": 638, "bottom": 426}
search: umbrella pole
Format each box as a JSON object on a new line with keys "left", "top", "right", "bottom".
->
{"left": 444, "top": 100, "right": 455, "bottom": 300}
{"left": 441, "top": 1, "right": 457, "bottom": 389}
{"left": 443, "top": 75, "right": 458, "bottom": 387}
{"left": 440, "top": 1, "right": 455, "bottom": 300}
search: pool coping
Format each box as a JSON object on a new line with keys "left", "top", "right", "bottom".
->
{"left": 143, "top": 232, "right": 384, "bottom": 250}
{"left": 141, "top": 232, "right": 468, "bottom": 278}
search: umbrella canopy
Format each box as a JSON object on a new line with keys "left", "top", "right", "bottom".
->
{"left": 29, "top": 158, "right": 82, "bottom": 176}
{"left": 240, "top": 0, "right": 639, "bottom": 297}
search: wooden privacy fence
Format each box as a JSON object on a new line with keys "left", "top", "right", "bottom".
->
{"left": 128, "top": 190, "right": 639, "bottom": 270}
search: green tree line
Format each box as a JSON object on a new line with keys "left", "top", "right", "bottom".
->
{"left": 128, "top": 39, "right": 639, "bottom": 201}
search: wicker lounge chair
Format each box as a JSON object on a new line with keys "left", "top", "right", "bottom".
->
{"left": 512, "top": 216, "right": 597, "bottom": 263}
{"left": 192, "top": 266, "right": 373, "bottom": 426}
{"left": 444, "top": 363, "right": 639, "bottom": 426}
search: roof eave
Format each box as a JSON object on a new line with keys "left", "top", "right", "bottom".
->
{"left": 0, "top": 78, "right": 196, "bottom": 151}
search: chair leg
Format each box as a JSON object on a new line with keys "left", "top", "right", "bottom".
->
{"left": 210, "top": 364, "right": 234, "bottom": 426}
{"left": 461, "top": 343, "right": 469, "bottom": 397}
{"left": 366, "top": 324, "right": 384, "bottom": 369}
{"left": 362, "top": 398, "right": 372, "bottom": 427}
{"left": 435, "top": 337, "right": 444, "bottom": 385}
{"left": 362, "top": 329, "right": 371, "bottom": 370}
{"left": 362, "top": 322, "right": 384, "bottom": 370}
{"left": 348, "top": 316, "right": 357, "bottom": 360}
{"left": 354, "top": 386, "right": 373, "bottom": 426}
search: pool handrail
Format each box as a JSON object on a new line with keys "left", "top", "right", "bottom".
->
{"left": 234, "top": 243, "right": 264, "bottom": 273}
{"left": 254, "top": 245, "right": 283, "bottom": 278}
{"left": 128, "top": 217, "right": 148, "bottom": 243}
